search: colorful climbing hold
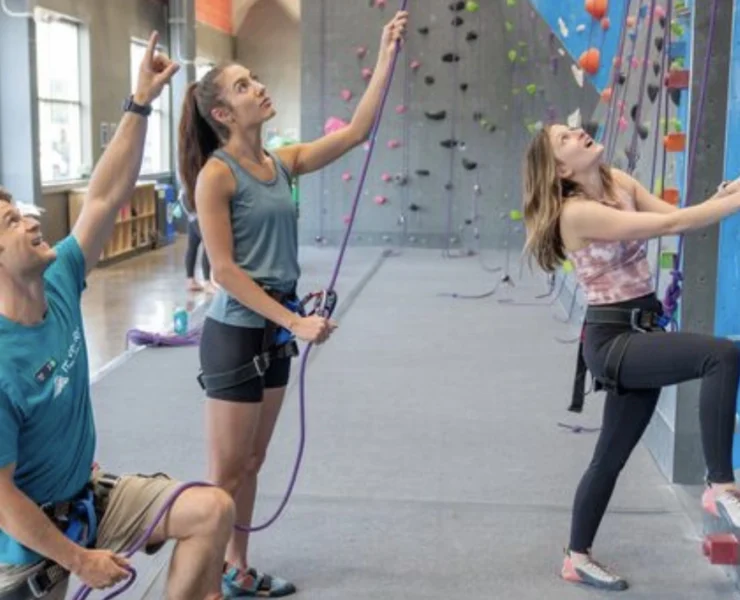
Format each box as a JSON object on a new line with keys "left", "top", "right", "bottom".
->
{"left": 387, "top": 139, "right": 402, "bottom": 149}
{"left": 325, "top": 116, "right": 349, "bottom": 135}
{"left": 509, "top": 209, "right": 523, "bottom": 221}
{"left": 341, "top": 89, "right": 353, "bottom": 101}
{"left": 508, "top": 49, "right": 518, "bottom": 62}
{"left": 505, "top": 21, "right": 514, "bottom": 32}
{"left": 342, "top": 172, "right": 353, "bottom": 182}
{"left": 601, "top": 17, "right": 610, "bottom": 30}
{"left": 356, "top": 46, "right": 367, "bottom": 59}
{"left": 362, "top": 67, "right": 374, "bottom": 81}
{"left": 526, "top": 83, "right": 537, "bottom": 95}
{"left": 396, "top": 104, "right": 408, "bottom": 114}
{"left": 578, "top": 48, "right": 600, "bottom": 75}
{"left": 585, "top": 0, "right": 608, "bottom": 20}
{"left": 374, "top": 195, "right": 388, "bottom": 205}
{"left": 381, "top": 173, "right": 392, "bottom": 182}
{"left": 600, "top": 87, "right": 613, "bottom": 103}
{"left": 626, "top": 15, "right": 636, "bottom": 27}
{"left": 465, "top": 0, "right": 479, "bottom": 12}
{"left": 618, "top": 116, "right": 628, "bottom": 132}
{"left": 562, "top": 259, "right": 574, "bottom": 274}
{"left": 410, "top": 59, "right": 422, "bottom": 70}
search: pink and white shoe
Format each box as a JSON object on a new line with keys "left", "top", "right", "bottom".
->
{"left": 561, "top": 551, "right": 629, "bottom": 591}
{"left": 704, "top": 486, "right": 740, "bottom": 530}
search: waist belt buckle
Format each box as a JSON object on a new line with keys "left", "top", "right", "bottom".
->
{"left": 629, "top": 309, "right": 649, "bottom": 333}
{"left": 253, "top": 353, "right": 268, "bottom": 377}
{"left": 27, "top": 569, "right": 52, "bottom": 598}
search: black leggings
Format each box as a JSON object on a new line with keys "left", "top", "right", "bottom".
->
{"left": 185, "top": 219, "right": 211, "bottom": 280}
{"left": 570, "top": 293, "right": 740, "bottom": 553}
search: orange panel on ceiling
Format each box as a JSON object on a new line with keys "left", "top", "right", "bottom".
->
{"left": 196, "top": 0, "right": 233, "bottom": 34}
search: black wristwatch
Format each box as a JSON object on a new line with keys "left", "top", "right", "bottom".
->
{"left": 122, "top": 95, "right": 152, "bottom": 117}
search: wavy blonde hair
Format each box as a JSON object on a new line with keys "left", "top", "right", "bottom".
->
{"left": 522, "top": 126, "right": 617, "bottom": 273}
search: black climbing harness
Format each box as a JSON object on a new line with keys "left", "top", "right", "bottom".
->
{"left": 569, "top": 305, "right": 666, "bottom": 413}
{"left": 196, "top": 287, "right": 338, "bottom": 393}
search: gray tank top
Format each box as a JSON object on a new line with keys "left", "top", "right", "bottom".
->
{"left": 206, "top": 148, "right": 300, "bottom": 328}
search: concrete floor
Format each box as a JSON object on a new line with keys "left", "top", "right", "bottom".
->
{"left": 60, "top": 244, "right": 739, "bottom": 599}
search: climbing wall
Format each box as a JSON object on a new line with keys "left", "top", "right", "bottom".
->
{"left": 299, "top": 0, "right": 599, "bottom": 249}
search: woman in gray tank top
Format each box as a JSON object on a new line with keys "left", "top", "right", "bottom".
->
{"left": 177, "top": 11, "right": 408, "bottom": 597}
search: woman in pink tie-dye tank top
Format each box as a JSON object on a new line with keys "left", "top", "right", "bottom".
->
{"left": 522, "top": 124, "right": 740, "bottom": 592}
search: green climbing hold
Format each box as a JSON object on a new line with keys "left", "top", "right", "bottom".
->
{"left": 518, "top": 41, "right": 528, "bottom": 47}
{"left": 526, "top": 122, "right": 538, "bottom": 134}
{"left": 670, "top": 118, "right": 683, "bottom": 132}
{"left": 509, "top": 209, "right": 523, "bottom": 221}
{"left": 671, "top": 21, "right": 685, "bottom": 38}
{"left": 654, "top": 178, "right": 663, "bottom": 196}
{"left": 506, "top": 0, "right": 517, "bottom": 5}
{"left": 562, "top": 260, "right": 574, "bottom": 274}
{"left": 465, "top": 0, "right": 479, "bottom": 12}
{"left": 512, "top": 87, "right": 521, "bottom": 95}
{"left": 519, "top": 56, "right": 528, "bottom": 63}
{"left": 505, "top": 21, "right": 514, "bottom": 32}
{"left": 526, "top": 84, "right": 537, "bottom": 95}
{"left": 508, "top": 49, "right": 518, "bottom": 62}
{"left": 660, "top": 252, "right": 676, "bottom": 269}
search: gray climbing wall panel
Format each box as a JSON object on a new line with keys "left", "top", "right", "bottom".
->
{"left": 300, "top": 0, "right": 599, "bottom": 250}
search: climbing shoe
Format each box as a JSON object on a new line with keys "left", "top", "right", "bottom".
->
{"left": 222, "top": 564, "right": 296, "bottom": 598}
{"left": 561, "top": 551, "right": 628, "bottom": 591}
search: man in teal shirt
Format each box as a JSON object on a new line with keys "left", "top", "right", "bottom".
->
{"left": 0, "top": 33, "right": 234, "bottom": 600}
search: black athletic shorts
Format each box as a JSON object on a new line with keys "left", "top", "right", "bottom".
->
{"left": 199, "top": 317, "right": 292, "bottom": 402}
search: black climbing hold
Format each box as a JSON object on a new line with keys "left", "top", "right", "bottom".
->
{"left": 617, "top": 73, "right": 627, "bottom": 85}
{"left": 464, "top": 219, "right": 473, "bottom": 225}
{"left": 473, "top": 111, "right": 483, "bottom": 121}
{"left": 647, "top": 83, "right": 660, "bottom": 103}
{"left": 486, "top": 123, "right": 497, "bottom": 133}
{"left": 462, "top": 158, "right": 477, "bottom": 170}
{"left": 653, "top": 61, "right": 661, "bottom": 76}
{"left": 425, "top": 110, "right": 447, "bottom": 121}
{"left": 669, "top": 88, "right": 682, "bottom": 107}
{"left": 460, "top": 83, "right": 468, "bottom": 92}
{"left": 418, "top": 26, "right": 430, "bottom": 35}
{"left": 395, "top": 174, "right": 408, "bottom": 185}
{"left": 445, "top": 182, "right": 454, "bottom": 190}
{"left": 466, "top": 31, "right": 478, "bottom": 42}
{"left": 409, "top": 203, "right": 421, "bottom": 212}
{"left": 583, "top": 121, "right": 599, "bottom": 138}
{"left": 415, "top": 169, "right": 430, "bottom": 176}
{"left": 452, "top": 16, "right": 464, "bottom": 26}
{"left": 637, "top": 124, "right": 649, "bottom": 140}
{"left": 442, "top": 52, "right": 461, "bottom": 63}
{"left": 655, "top": 37, "right": 664, "bottom": 52}
{"left": 630, "top": 104, "right": 639, "bottom": 122}
{"left": 659, "top": 15, "right": 666, "bottom": 29}
{"left": 449, "top": 0, "right": 465, "bottom": 10}
{"left": 440, "top": 139, "right": 458, "bottom": 148}
{"left": 425, "top": 75, "right": 435, "bottom": 85}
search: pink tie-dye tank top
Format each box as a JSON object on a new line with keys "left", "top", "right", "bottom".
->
{"left": 567, "top": 187, "right": 654, "bottom": 306}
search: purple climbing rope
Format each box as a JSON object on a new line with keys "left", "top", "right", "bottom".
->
{"left": 73, "top": 1, "right": 410, "bottom": 598}
{"left": 662, "top": 0, "right": 719, "bottom": 326}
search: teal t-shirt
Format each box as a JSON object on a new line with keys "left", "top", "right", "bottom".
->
{"left": 0, "top": 235, "right": 95, "bottom": 565}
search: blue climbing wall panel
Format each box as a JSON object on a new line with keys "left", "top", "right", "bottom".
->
{"left": 716, "top": 0, "right": 740, "bottom": 467}
{"left": 528, "top": 0, "right": 627, "bottom": 92}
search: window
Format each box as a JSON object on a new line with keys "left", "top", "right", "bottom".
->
{"left": 35, "top": 12, "right": 85, "bottom": 183}
{"left": 130, "top": 40, "right": 171, "bottom": 175}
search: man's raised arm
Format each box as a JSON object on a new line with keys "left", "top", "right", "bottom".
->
{"left": 72, "top": 31, "right": 179, "bottom": 273}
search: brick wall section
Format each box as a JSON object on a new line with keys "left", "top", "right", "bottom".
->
{"left": 196, "top": 0, "right": 233, "bottom": 35}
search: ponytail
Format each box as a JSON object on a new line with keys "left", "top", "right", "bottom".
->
{"left": 177, "top": 82, "right": 220, "bottom": 213}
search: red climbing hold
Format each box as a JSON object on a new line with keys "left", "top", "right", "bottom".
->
{"left": 585, "top": 0, "right": 608, "bottom": 20}
{"left": 578, "top": 48, "right": 600, "bottom": 75}
{"left": 601, "top": 17, "right": 610, "bottom": 30}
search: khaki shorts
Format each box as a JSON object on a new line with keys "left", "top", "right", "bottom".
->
{"left": 0, "top": 469, "right": 182, "bottom": 599}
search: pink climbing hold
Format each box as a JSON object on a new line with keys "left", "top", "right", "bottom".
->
{"left": 387, "top": 139, "right": 401, "bottom": 149}
{"left": 342, "top": 172, "right": 353, "bottom": 182}
{"left": 410, "top": 59, "right": 422, "bottom": 70}
{"left": 362, "top": 67, "right": 374, "bottom": 81}
{"left": 341, "top": 89, "right": 353, "bottom": 101}
{"left": 375, "top": 0, "right": 387, "bottom": 7}
{"left": 396, "top": 104, "right": 408, "bottom": 114}
{"left": 381, "top": 173, "right": 392, "bottom": 182}
{"left": 324, "top": 116, "right": 349, "bottom": 135}
{"left": 631, "top": 57, "right": 641, "bottom": 69}
{"left": 374, "top": 195, "right": 388, "bottom": 205}
{"left": 613, "top": 56, "right": 622, "bottom": 67}
{"left": 654, "top": 5, "right": 666, "bottom": 18}
{"left": 618, "top": 116, "right": 628, "bottom": 132}
{"left": 356, "top": 46, "right": 367, "bottom": 59}
{"left": 363, "top": 142, "right": 371, "bottom": 151}
{"left": 343, "top": 214, "right": 352, "bottom": 225}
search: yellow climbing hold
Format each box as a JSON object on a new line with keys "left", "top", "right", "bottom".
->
{"left": 509, "top": 209, "right": 523, "bottom": 221}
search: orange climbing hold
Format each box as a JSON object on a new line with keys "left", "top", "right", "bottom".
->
{"left": 585, "top": 0, "right": 608, "bottom": 20}
{"left": 626, "top": 15, "right": 637, "bottom": 27}
{"left": 662, "top": 188, "right": 680, "bottom": 205}
{"left": 664, "top": 133, "right": 686, "bottom": 152}
{"left": 579, "top": 48, "right": 601, "bottom": 75}
{"left": 600, "top": 87, "right": 613, "bottom": 103}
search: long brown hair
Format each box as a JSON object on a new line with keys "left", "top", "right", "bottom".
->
{"left": 177, "top": 64, "right": 235, "bottom": 212}
{"left": 522, "top": 126, "right": 616, "bottom": 273}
